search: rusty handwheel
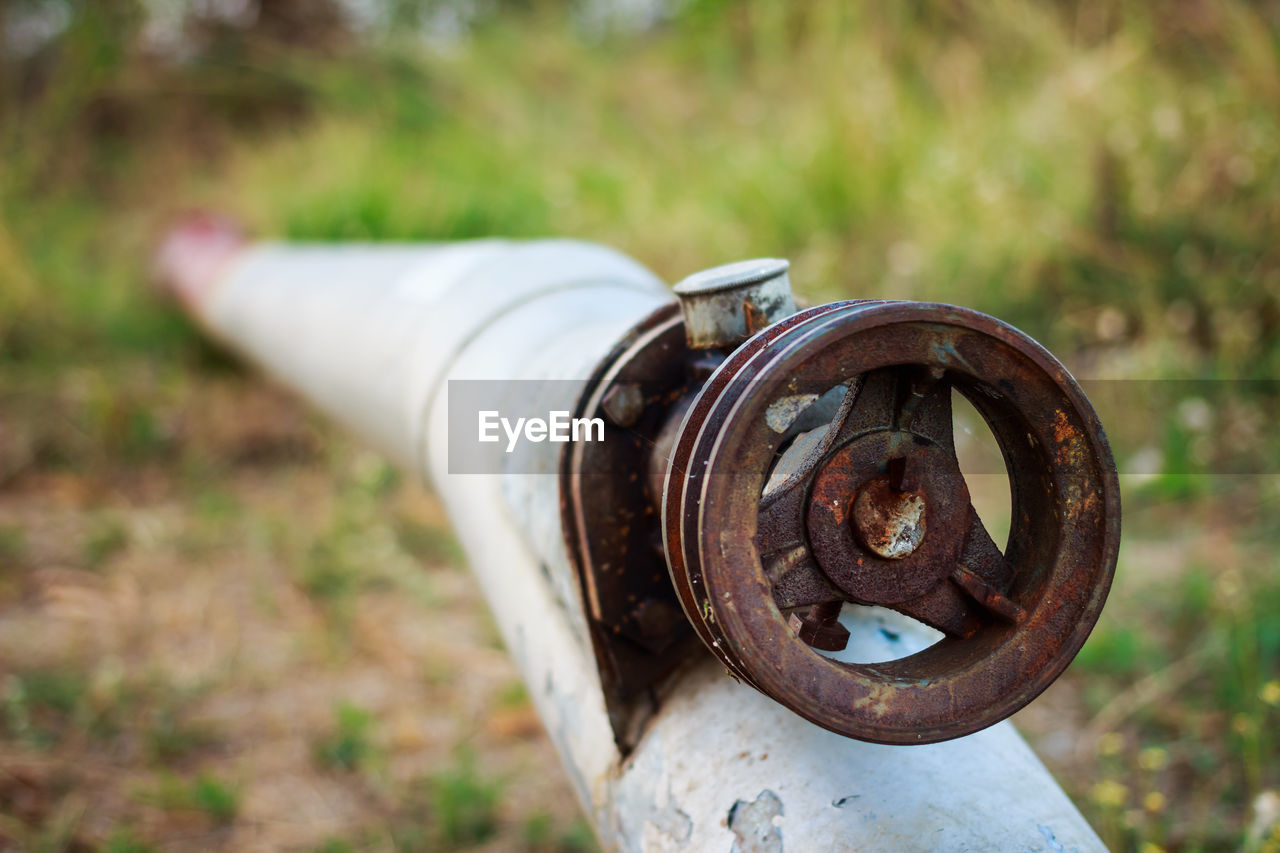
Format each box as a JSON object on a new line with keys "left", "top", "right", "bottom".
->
{"left": 662, "top": 300, "right": 1120, "bottom": 744}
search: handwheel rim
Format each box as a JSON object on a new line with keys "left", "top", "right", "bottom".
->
{"left": 662, "top": 302, "right": 860, "bottom": 684}
{"left": 665, "top": 300, "right": 1121, "bottom": 744}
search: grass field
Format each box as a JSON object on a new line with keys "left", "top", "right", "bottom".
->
{"left": 2, "top": 1, "right": 1279, "bottom": 850}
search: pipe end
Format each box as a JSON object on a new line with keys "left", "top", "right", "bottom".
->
{"left": 154, "top": 212, "right": 247, "bottom": 314}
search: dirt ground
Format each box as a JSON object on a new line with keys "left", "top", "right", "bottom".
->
{"left": 0, "top": 375, "right": 586, "bottom": 851}
{"left": 1, "top": 339, "right": 1277, "bottom": 853}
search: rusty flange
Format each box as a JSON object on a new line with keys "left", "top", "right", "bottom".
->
{"left": 661, "top": 300, "right": 1120, "bottom": 745}
{"left": 560, "top": 302, "right": 714, "bottom": 749}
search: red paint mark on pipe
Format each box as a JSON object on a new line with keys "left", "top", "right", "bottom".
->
{"left": 154, "top": 212, "right": 246, "bottom": 315}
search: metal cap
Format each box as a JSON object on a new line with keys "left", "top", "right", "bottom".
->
{"left": 673, "top": 258, "right": 796, "bottom": 349}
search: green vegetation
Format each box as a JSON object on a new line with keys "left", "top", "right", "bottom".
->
{"left": 313, "top": 839, "right": 355, "bottom": 853}
{"left": 427, "top": 750, "right": 503, "bottom": 848}
{"left": 496, "top": 680, "right": 532, "bottom": 710}
{"left": 1, "top": 1, "right": 1278, "bottom": 850}
{"left": 0, "top": 524, "right": 25, "bottom": 564}
{"left": 4, "top": 3, "right": 1279, "bottom": 379}
{"left": 382, "top": 750, "right": 508, "bottom": 849}
{"left": 0, "top": 665, "right": 135, "bottom": 746}
{"left": 104, "top": 829, "right": 156, "bottom": 853}
{"left": 394, "top": 516, "right": 465, "bottom": 567}
{"left": 191, "top": 773, "right": 241, "bottom": 824}
{"left": 524, "top": 811, "right": 601, "bottom": 853}
{"left": 2, "top": 668, "right": 86, "bottom": 747}
{"left": 145, "top": 706, "right": 221, "bottom": 763}
{"left": 140, "top": 772, "right": 241, "bottom": 825}
{"left": 83, "top": 515, "right": 129, "bottom": 569}
{"left": 302, "top": 535, "right": 366, "bottom": 607}
{"left": 314, "top": 701, "right": 379, "bottom": 772}
{"left": 1074, "top": 562, "right": 1280, "bottom": 849}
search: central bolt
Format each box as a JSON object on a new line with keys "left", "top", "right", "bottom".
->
{"left": 852, "top": 476, "right": 927, "bottom": 559}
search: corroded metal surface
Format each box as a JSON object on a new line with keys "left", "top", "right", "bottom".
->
{"left": 852, "top": 477, "right": 926, "bottom": 559}
{"left": 673, "top": 258, "right": 797, "bottom": 349}
{"left": 786, "top": 600, "right": 850, "bottom": 652}
{"left": 559, "top": 303, "right": 708, "bottom": 749}
{"left": 661, "top": 302, "right": 855, "bottom": 682}
{"left": 805, "top": 430, "right": 971, "bottom": 607}
{"left": 662, "top": 300, "right": 1121, "bottom": 744}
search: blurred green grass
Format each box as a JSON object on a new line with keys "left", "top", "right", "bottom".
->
{"left": 4, "top": 2, "right": 1280, "bottom": 376}
{"left": 2, "top": 1, "right": 1279, "bottom": 851}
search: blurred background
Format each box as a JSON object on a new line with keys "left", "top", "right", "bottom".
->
{"left": 1, "top": 1, "right": 1278, "bottom": 850}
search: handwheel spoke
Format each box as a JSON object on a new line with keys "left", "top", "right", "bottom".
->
{"left": 949, "top": 509, "right": 1025, "bottom": 624}
{"left": 956, "top": 508, "right": 1016, "bottom": 590}
{"left": 827, "top": 365, "right": 955, "bottom": 452}
{"left": 769, "top": 550, "right": 844, "bottom": 610}
{"left": 951, "top": 566, "right": 1025, "bottom": 624}
{"left": 896, "top": 366, "right": 954, "bottom": 453}
{"left": 886, "top": 584, "right": 984, "bottom": 639}
{"left": 828, "top": 369, "right": 897, "bottom": 446}
{"left": 880, "top": 508, "right": 1023, "bottom": 636}
{"left": 757, "top": 475, "right": 809, "bottom": 557}
{"left": 758, "top": 470, "right": 845, "bottom": 611}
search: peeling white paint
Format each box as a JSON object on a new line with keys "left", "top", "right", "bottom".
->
{"left": 729, "top": 790, "right": 785, "bottom": 853}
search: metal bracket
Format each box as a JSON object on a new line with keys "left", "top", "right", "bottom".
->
{"left": 559, "top": 303, "right": 715, "bottom": 751}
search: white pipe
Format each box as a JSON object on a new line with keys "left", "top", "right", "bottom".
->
{"left": 163, "top": 225, "right": 1104, "bottom": 852}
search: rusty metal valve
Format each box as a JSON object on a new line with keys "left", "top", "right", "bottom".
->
{"left": 563, "top": 260, "right": 1120, "bottom": 748}
{"left": 661, "top": 271, "right": 1120, "bottom": 745}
